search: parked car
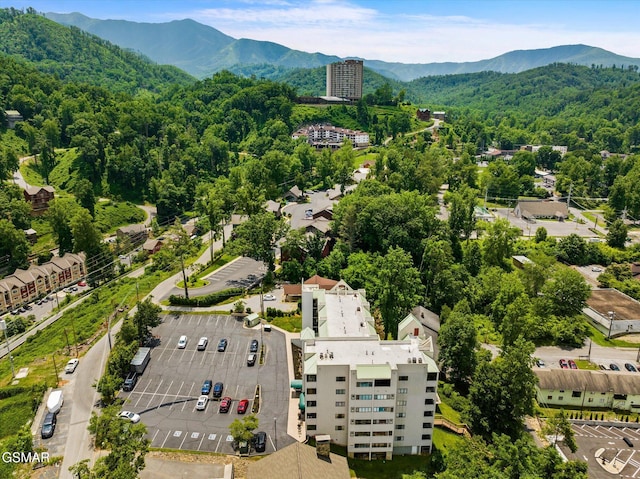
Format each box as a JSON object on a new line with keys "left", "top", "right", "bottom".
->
{"left": 41, "top": 412, "right": 57, "bottom": 439}
{"left": 559, "top": 359, "right": 568, "bottom": 369}
{"left": 592, "top": 266, "right": 603, "bottom": 272}
{"left": 217, "top": 338, "right": 228, "bottom": 352}
{"left": 118, "top": 411, "right": 141, "bottom": 423}
{"left": 610, "top": 363, "right": 621, "bottom": 371}
{"left": 196, "top": 395, "right": 208, "bottom": 411}
{"left": 213, "top": 382, "right": 224, "bottom": 398}
{"left": 625, "top": 363, "right": 638, "bottom": 372}
{"left": 177, "top": 335, "right": 188, "bottom": 349}
{"left": 65, "top": 358, "right": 79, "bottom": 373}
{"left": 535, "top": 359, "right": 545, "bottom": 368}
{"left": 219, "top": 397, "right": 232, "bottom": 413}
{"left": 624, "top": 437, "right": 634, "bottom": 447}
{"left": 599, "top": 364, "right": 608, "bottom": 370}
{"left": 123, "top": 371, "right": 138, "bottom": 391}
{"left": 263, "top": 294, "right": 276, "bottom": 301}
{"left": 568, "top": 359, "right": 578, "bottom": 370}
{"left": 254, "top": 431, "right": 267, "bottom": 452}
{"left": 197, "top": 337, "right": 208, "bottom": 351}
{"left": 201, "top": 379, "right": 213, "bottom": 395}
{"left": 237, "top": 399, "right": 249, "bottom": 414}
{"left": 78, "top": 281, "right": 87, "bottom": 287}
{"left": 250, "top": 339, "right": 259, "bottom": 353}
{"left": 247, "top": 353, "right": 256, "bottom": 367}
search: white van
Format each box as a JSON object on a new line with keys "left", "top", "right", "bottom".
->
{"left": 197, "top": 337, "right": 208, "bottom": 351}
{"left": 177, "top": 335, "right": 188, "bottom": 349}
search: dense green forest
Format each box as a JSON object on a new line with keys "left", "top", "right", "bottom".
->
{"left": 4, "top": 8, "right": 640, "bottom": 478}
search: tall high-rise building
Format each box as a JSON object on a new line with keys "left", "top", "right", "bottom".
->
{"left": 326, "top": 60, "right": 364, "bottom": 100}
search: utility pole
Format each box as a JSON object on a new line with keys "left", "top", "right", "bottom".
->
{"left": 52, "top": 355, "right": 59, "bottom": 386}
{"left": 180, "top": 253, "right": 189, "bottom": 299}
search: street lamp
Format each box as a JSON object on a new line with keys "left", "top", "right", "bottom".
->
{"left": 274, "top": 417, "right": 277, "bottom": 451}
{"left": 0, "top": 319, "right": 15, "bottom": 378}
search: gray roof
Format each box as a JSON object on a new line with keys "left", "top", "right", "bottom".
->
{"left": 412, "top": 305, "right": 440, "bottom": 333}
{"left": 24, "top": 185, "right": 54, "bottom": 195}
{"left": 247, "top": 442, "right": 350, "bottom": 479}
{"left": 516, "top": 200, "right": 568, "bottom": 218}
{"left": 117, "top": 224, "right": 146, "bottom": 234}
{"left": 535, "top": 369, "right": 640, "bottom": 395}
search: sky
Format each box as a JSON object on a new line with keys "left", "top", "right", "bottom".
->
{"left": 5, "top": 0, "right": 640, "bottom": 63}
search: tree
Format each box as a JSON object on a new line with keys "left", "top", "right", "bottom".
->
{"left": 373, "top": 247, "right": 424, "bottom": 338}
{"left": 543, "top": 409, "right": 577, "bottom": 453}
{"left": 132, "top": 298, "right": 162, "bottom": 341}
{"left": 0, "top": 219, "right": 30, "bottom": 271}
{"left": 232, "top": 212, "right": 288, "bottom": 270}
{"left": 438, "top": 299, "right": 477, "bottom": 392}
{"left": 229, "top": 414, "right": 259, "bottom": 444}
{"left": 607, "top": 219, "right": 628, "bottom": 248}
{"left": 466, "top": 338, "right": 537, "bottom": 439}
{"left": 73, "top": 178, "right": 96, "bottom": 217}
{"left": 556, "top": 234, "right": 589, "bottom": 265}
{"left": 540, "top": 267, "right": 591, "bottom": 317}
{"left": 70, "top": 208, "right": 102, "bottom": 254}
{"left": 534, "top": 226, "right": 548, "bottom": 243}
{"left": 47, "top": 198, "right": 81, "bottom": 254}
{"left": 448, "top": 185, "right": 477, "bottom": 240}
{"left": 482, "top": 218, "right": 520, "bottom": 269}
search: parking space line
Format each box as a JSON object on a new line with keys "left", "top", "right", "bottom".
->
{"left": 189, "top": 348, "right": 197, "bottom": 364}
{"left": 134, "top": 379, "right": 154, "bottom": 408}
{"left": 215, "top": 434, "right": 224, "bottom": 452}
{"left": 146, "top": 379, "right": 164, "bottom": 408}
{"left": 182, "top": 383, "right": 195, "bottom": 411}
{"left": 179, "top": 431, "right": 188, "bottom": 449}
{"left": 581, "top": 425, "right": 602, "bottom": 437}
{"left": 166, "top": 345, "right": 179, "bottom": 363}
{"left": 157, "top": 380, "right": 173, "bottom": 409}
{"left": 151, "top": 429, "right": 160, "bottom": 444}
{"left": 197, "top": 432, "right": 206, "bottom": 451}
{"left": 268, "top": 434, "right": 275, "bottom": 451}
{"left": 170, "top": 381, "right": 184, "bottom": 410}
{"left": 160, "top": 430, "right": 172, "bottom": 448}
{"left": 625, "top": 428, "right": 640, "bottom": 440}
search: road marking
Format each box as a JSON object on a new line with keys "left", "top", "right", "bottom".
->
{"left": 134, "top": 379, "right": 154, "bottom": 408}
{"left": 198, "top": 432, "right": 206, "bottom": 450}
{"left": 157, "top": 380, "right": 173, "bottom": 409}
{"left": 160, "top": 431, "right": 172, "bottom": 448}
{"left": 182, "top": 383, "right": 195, "bottom": 411}
{"left": 208, "top": 434, "right": 217, "bottom": 440}
{"left": 151, "top": 429, "right": 160, "bottom": 444}
{"left": 174, "top": 431, "right": 182, "bottom": 437}
{"left": 215, "top": 434, "right": 223, "bottom": 452}
{"left": 226, "top": 435, "right": 234, "bottom": 442}
{"left": 170, "top": 381, "right": 185, "bottom": 410}
{"left": 179, "top": 431, "right": 188, "bottom": 449}
{"left": 191, "top": 432, "right": 200, "bottom": 439}
{"left": 146, "top": 379, "right": 164, "bottom": 409}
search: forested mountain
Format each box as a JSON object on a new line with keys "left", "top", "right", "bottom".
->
{"left": 0, "top": 8, "right": 194, "bottom": 93}
{"left": 45, "top": 11, "right": 640, "bottom": 81}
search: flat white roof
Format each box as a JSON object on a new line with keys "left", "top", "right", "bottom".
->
{"left": 320, "top": 293, "right": 376, "bottom": 338}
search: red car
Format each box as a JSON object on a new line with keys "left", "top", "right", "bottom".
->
{"left": 568, "top": 359, "right": 578, "bottom": 370}
{"left": 559, "top": 359, "right": 568, "bottom": 369}
{"left": 237, "top": 399, "right": 249, "bottom": 414}
{"left": 219, "top": 397, "right": 232, "bottom": 413}
{"left": 77, "top": 281, "right": 87, "bottom": 287}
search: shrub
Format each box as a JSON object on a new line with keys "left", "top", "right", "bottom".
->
{"left": 168, "top": 287, "right": 244, "bottom": 307}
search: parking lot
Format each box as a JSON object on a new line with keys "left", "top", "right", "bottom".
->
{"left": 119, "top": 312, "right": 293, "bottom": 455}
{"left": 565, "top": 423, "right": 640, "bottom": 478}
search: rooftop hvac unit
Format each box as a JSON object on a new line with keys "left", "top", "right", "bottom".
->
{"left": 329, "top": 352, "right": 334, "bottom": 359}
{"left": 320, "top": 353, "right": 324, "bottom": 359}
{"left": 407, "top": 358, "right": 412, "bottom": 363}
{"left": 412, "top": 357, "right": 417, "bottom": 363}
{"left": 418, "top": 358, "right": 423, "bottom": 363}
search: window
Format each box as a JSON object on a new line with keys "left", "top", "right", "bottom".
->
{"left": 354, "top": 431, "right": 371, "bottom": 437}
{"left": 371, "top": 443, "right": 390, "bottom": 448}
{"left": 375, "top": 379, "right": 391, "bottom": 387}
{"left": 398, "top": 388, "right": 408, "bottom": 394}
{"left": 397, "top": 400, "right": 407, "bottom": 406}
{"left": 395, "top": 436, "right": 404, "bottom": 442}
{"left": 426, "top": 386, "right": 436, "bottom": 393}
{"left": 572, "top": 391, "right": 581, "bottom": 398}
{"left": 395, "top": 424, "right": 405, "bottom": 430}
{"left": 335, "top": 413, "right": 345, "bottom": 419}
{"left": 307, "top": 425, "right": 317, "bottom": 431}
{"left": 422, "top": 434, "right": 432, "bottom": 440}
{"left": 559, "top": 390, "right": 564, "bottom": 393}
{"left": 423, "top": 422, "right": 432, "bottom": 428}
{"left": 558, "top": 397, "right": 563, "bottom": 401}
{"left": 307, "top": 375, "right": 317, "bottom": 382}
{"left": 375, "top": 394, "right": 394, "bottom": 400}
{"left": 354, "top": 419, "right": 371, "bottom": 425}
{"left": 353, "top": 407, "right": 372, "bottom": 413}
{"left": 336, "top": 389, "right": 346, "bottom": 395}
{"left": 306, "top": 388, "right": 317, "bottom": 395}
{"left": 614, "top": 394, "right": 628, "bottom": 400}
{"left": 357, "top": 381, "right": 373, "bottom": 388}
{"left": 396, "top": 412, "right": 406, "bottom": 418}
{"left": 547, "top": 395, "right": 553, "bottom": 400}
{"left": 336, "top": 401, "right": 345, "bottom": 407}
{"left": 354, "top": 444, "right": 369, "bottom": 449}
{"left": 424, "top": 411, "right": 433, "bottom": 417}
{"left": 336, "top": 376, "right": 346, "bottom": 382}
{"left": 374, "top": 407, "right": 394, "bottom": 412}
{"left": 353, "top": 394, "right": 372, "bottom": 400}
{"left": 373, "top": 419, "right": 392, "bottom": 424}
{"left": 425, "top": 398, "right": 434, "bottom": 405}
{"left": 588, "top": 398, "right": 593, "bottom": 403}
{"left": 307, "top": 400, "right": 317, "bottom": 407}
{"left": 427, "top": 372, "right": 438, "bottom": 381}
{"left": 372, "top": 431, "right": 392, "bottom": 436}
{"left": 306, "top": 413, "right": 317, "bottom": 419}
{"left": 335, "top": 425, "right": 344, "bottom": 431}
{"left": 399, "top": 375, "right": 408, "bottom": 381}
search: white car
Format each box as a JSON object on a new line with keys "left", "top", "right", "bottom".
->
{"left": 118, "top": 411, "right": 141, "bottom": 423}
{"left": 64, "top": 358, "right": 79, "bottom": 373}
{"left": 196, "top": 395, "right": 208, "bottom": 411}
{"left": 177, "top": 335, "right": 188, "bottom": 349}
{"left": 263, "top": 294, "right": 276, "bottom": 301}
{"left": 592, "top": 266, "right": 603, "bottom": 272}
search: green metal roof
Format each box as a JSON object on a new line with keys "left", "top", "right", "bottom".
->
{"left": 356, "top": 364, "right": 391, "bottom": 379}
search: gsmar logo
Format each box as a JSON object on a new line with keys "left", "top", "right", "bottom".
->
{"left": 2, "top": 451, "right": 50, "bottom": 463}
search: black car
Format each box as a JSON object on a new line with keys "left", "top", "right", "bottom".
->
{"left": 254, "top": 431, "right": 267, "bottom": 452}
{"left": 250, "top": 339, "right": 259, "bottom": 353}
{"left": 41, "top": 412, "right": 57, "bottom": 439}
{"left": 610, "top": 363, "right": 621, "bottom": 371}
{"left": 213, "top": 382, "right": 224, "bottom": 398}
{"left": 624, "top": 437, "right": 634, "bottom": 447}
{"left": 217, "top": 338, "right": 228, "bottom": 352}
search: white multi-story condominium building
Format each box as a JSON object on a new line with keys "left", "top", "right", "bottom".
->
{"left": 326, "top": 60, "right": 364, "bottom": 100}
{"left": 300, "top": 281, "right": 439, "bottom": 460}
{"left": 292, "top": 124, "right": 370, "bottom": 149}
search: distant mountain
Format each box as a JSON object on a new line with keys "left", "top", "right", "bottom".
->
{"left": 45, "top": 12, "right": 640, "bottom": 82}
{"left": 0, "top": 9, "right": 194, "bottom": 93}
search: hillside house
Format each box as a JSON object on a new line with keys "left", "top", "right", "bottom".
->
{"left": 142, "top": 239, "right": 163, "bottom": 255}
{"left": 23, "top": 186, "right": 55, "bottom": 215}
{"left": 514, "top": 200, "right": 568, "bottom": 221}
{"left": 116, "top": 224, "right": 148, "bottom": 244}
{"left": 4, "top": 110, "right": 23, "bottom": 129}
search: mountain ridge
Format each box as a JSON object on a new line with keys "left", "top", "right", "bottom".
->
{"left": 45, "top": 12, "right": 640, "bottom": 81}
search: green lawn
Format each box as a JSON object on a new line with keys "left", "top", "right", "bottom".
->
{"left": 94, "top": 200, "right": 146, "bottom": 234}
{"left": 270, "top": 315, "right": 302, "bottom": 333}
{"left": 436, "top": 402, "right": 462, "bottom": 424}
{"left": 432, "top": 428, "right": 465, "bottom": 452}
{"left": 575, "top": 359, "right": 599, "bottom": 370}
{"left": 586, "top": 322, "right": 640, "bottom": 348}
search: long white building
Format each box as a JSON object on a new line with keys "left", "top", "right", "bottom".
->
{"left": 300, "top": 281, "right": 438, "bottom": 460}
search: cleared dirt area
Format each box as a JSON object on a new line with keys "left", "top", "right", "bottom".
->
{"left": 587, "top": 289, "right": 640, "bottom": 320}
